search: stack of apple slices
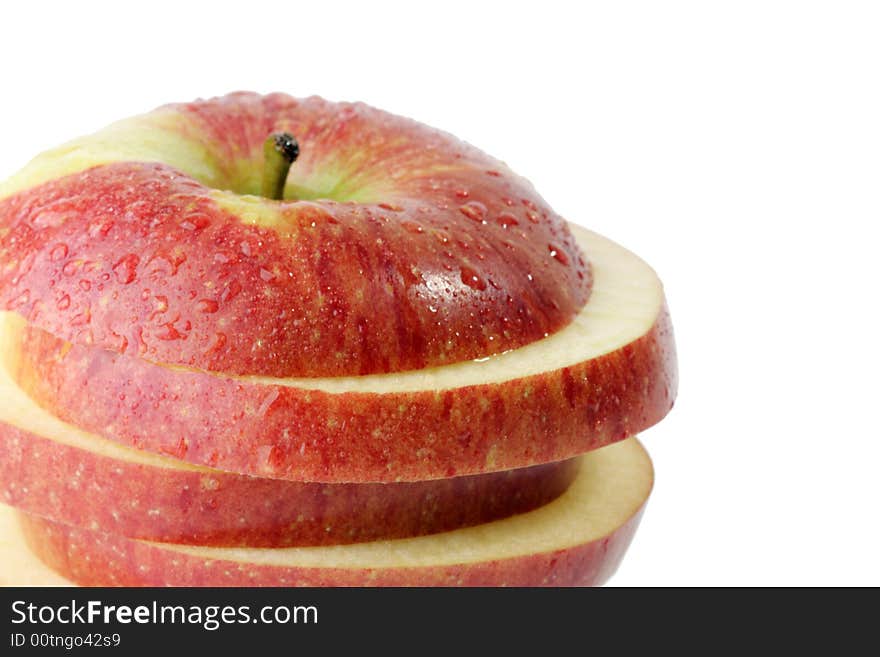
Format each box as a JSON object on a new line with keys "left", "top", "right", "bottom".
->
{"left": 0, "top": 93, "right": 676, "bottom": 586}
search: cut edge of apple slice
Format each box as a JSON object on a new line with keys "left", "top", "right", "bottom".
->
{"left": 0, "top": 508, "right": 71, "bottom": 586}
{"left": 171, "top": 438, "right": 651, "bottom": 568}
{"left": 41, "top": 438, "right": 649, "bottom": 572}
{"left": 0, "top": 109, "right": 211, "bottom": 202}
{"left": 3, "top": 438, "right": 651, "bottom": 585}
{"left": 0, "top": 323, "right": 585, "bottom": 547}
{"left": 155, "top": 223, "right": 664, "bottom": 393}
{"left": 5, "top": 222, "right": 664, "bottom": 397}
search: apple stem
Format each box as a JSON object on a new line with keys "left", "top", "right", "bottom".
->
{"left": 261, "top": 132, "right": 300, "bottom": 200}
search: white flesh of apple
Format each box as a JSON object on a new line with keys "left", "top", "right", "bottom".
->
{"left": 0, "top": 437, "right": 651, "bottom": 583}
{"left": 148, "top": 223, "right": 663, "bottom": 392}
{"left": 0, "top": 507, "right": 71, "bottom": 585}
{"left": 0, "top": 220, "right": 662, "bottom": 466}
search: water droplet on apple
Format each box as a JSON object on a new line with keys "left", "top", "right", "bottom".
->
{"left": 156, "top": 320, "right": 184, "bottom": 341}
{"left": 112, "top": 254, "right": 140, "bottom": 284}
{"left": 220, "top": 280, "right": 242, "bottom": 302}
{"left": 62, "top": 261, "right": 80, "bottom": 277}
{"left": 497, "top": 213, "right": 519, "bottom": 228}
{"left": 180, "top": 213, "right": 210, "bottom": 231}
{"left": 206, "top": 332, "right": 227, "bottom": 355}
{"left": 152, "top": 295, "right": 169, "bottom": 315}
{"left": 79, "top": 279, "right": 91, "bottom": 291}
{"left": 460, "top": 266, "right": 487, "bottom": 291}
{"left": 110, "top": 331, "right": 128, "bottom": 352}
{"left": 50, "top": 243, "right": 69, "bottom": 262}
{"left": 90, "top": 219, "right": 115, "bottom": 237}
{"left": 459, "top": 202, "right": 488, "bottom": 223}
{"left": 56, "top": 294, "right": 71, "bottom": 310}
{"left": 401, "top": 220, "right": 424, "bottom": 234}
{"left": 455, "top": 189, "right": 470, "bottom": 199}
{"left": 197, "top": 299, "right": 219, "bottom": 314}
{"left": 378, "top": 202, "right": 403, "bottom": 212}
{"left": 134, "top": 327, "right": 148, "bottom": 355}
{"left": 548, "top": 244, "right": 569, "bottom": 265}
{"left": 151, "top": 250, "right": 186, "bottom": 278}
{"left": 526, "top": 211, "right": 540, "bottom": 224}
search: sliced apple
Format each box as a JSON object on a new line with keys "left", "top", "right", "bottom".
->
{"left": 0, "top": 319, "right": 576, "bottom": 546}
{"left": 0, "top": 507, "right": 70, "bottom": 586}
{"left": 8, "top": 438, "right": 652, "bottom": 587}
{"left": 13, "top": 225, "right": 676, "bottom": 483}
{"left": 0, "top": 93, "right": 591, "bottom": 377}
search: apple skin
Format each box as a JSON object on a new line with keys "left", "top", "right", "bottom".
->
{"left": 16, "top": 508, "right": 643, "bottom": 587}
{"left": 0, "top": 93, "right": 591, "bottom": 377}
{"left": 16, "top": 307, "right": 675, "bottom": 482}
{"left": 0, "top": 420, "right": 577, "bottom": 547}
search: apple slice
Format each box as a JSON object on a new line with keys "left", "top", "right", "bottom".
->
{"left": 0, "top": 507, "right": 70, "bottom": 586}
{"left": 14, "top": 225, "right": 676, "bottom": 482}
{"left": 8, "top": 438, "right": 653, "bottom": 587}
{"left": 0, "top": 315, "right": 577, "bottom": 546}
{"left": 0, "top": 93, "right": 591, "bottom": 377}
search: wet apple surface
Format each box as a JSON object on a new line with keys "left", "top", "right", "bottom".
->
{"left": 0, "top": 311, "right": 579, "bottom": 546}
{"left": 3, "top": 438, "right": 653, "bottom": 587}
{"left": 0, "top": 93, "right": 678, "bottom": 586}
{"left": 0, "top": 94, "right": 591, "bottom": 377}
{"left": 13, "top": 226, "right": 676, "bottom": 482}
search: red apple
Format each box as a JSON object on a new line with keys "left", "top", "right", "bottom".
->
{"left": 12, "top": 225, "right": 676, "bottom": 482}
{"left": 0, "top": 422, "right": 576, "bottom": 549}
{"left": 0, "top": 93, "right": 676, "bottom": 587}
{"left": 0, "top": 92, "right": 591, "bottom": 378}
{"left": 4, "top": 438, "right": 653, "bottom": 587}
{"left": 0, "top": 313, "right": 577, "bottom": 546}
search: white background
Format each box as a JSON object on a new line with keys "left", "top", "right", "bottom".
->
{"left": 2, "top": 1, "right": 878, "bottom": 586}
